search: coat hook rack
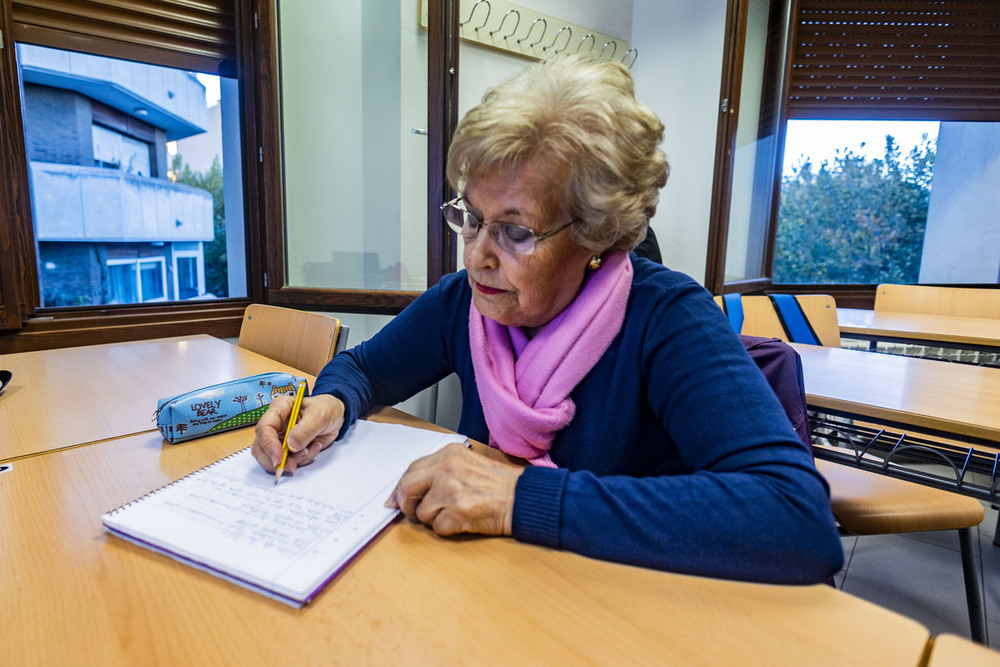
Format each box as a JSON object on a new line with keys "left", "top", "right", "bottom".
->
{"left": 419, "top": 0, "right": 633, "bottom": 67}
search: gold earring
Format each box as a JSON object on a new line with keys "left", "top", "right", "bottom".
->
{"left": 588, "top": 256, "right": 602, "bottom": 270}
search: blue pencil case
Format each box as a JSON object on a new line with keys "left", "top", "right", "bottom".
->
{"left": 154, "top": 372, "right": 309, "bottom": 444}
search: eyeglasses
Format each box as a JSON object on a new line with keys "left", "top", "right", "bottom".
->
{"left": 441, "top": 197, "right": 578, "bottom": 256}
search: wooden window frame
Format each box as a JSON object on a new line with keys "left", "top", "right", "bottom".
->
{"left": 0, "top": 0, "right": 461, "bottom": 352}
{"left": 256, "top": 0, "right": 459, "bottom": 316}
{"left": 0, "top": 0, "right": 259, "bottom": 352}
{"left": 706, "top": 0, "right": 796, "bottom": 299}
{"left": 705, "top": 0, "right": 1000, "bottom": 308}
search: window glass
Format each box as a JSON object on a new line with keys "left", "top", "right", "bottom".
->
{"left": 721, "top": 0, "right": 787, "bottom": 284}
{"left": 107, "top": 258, "right": 166, "bottom": 303}
{"left": 773, "top": 120, "right": 1000, "bottom": 285}
{"left": 19, "top": 43, "right": 246, "bottom": 307}
{"left": 277, "top": 1, "right": 427, "bottom": 291}
{"left": 139, "top": 260, "right": 166, "bottom": 300}
{"left": 92, "top": 125, "right": 123, "bottom": 169}
{"left": 175, "top": 255, "right": 200, "bottom": 300}
{"left": 107, "top": 263, "right": 137, "bottom": 303}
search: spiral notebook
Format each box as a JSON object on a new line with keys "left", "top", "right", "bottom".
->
{"left": 102, "top": 420, "right": 465, "bottom": 607}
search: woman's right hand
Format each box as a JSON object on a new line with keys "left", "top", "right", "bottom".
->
{"left": 250, "top": 393, "right": 345, "bottom": 474}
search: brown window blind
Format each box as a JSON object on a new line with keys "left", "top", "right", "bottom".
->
{"left": 788, "top": 0, "right": 1000, "bottom": 121}
{"left": 11, "top": 0, "right": 237, "bottom": 76}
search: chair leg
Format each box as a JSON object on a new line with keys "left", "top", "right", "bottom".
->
{"left": 959, "top": 527, "right": 988, "bottom": 645}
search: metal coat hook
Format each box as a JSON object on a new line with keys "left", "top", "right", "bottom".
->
{"left": 576, "top": 33, "right": 596, "bottom": 54}
{"left": 517, "top": 18, "right": 547, "bottom": 47}
{"left": 622, "top": 48, "right": 638, "bottom": 69}
{"left": 600, "top": 40, "right": 618, "bottom": 61}
{"left": 543, "top": 26, "right": 572, "bottom": 53}
{"left": 460, "top": 0, "right": 491, "bottom": 31}
{"left": 489, "top": 9, "right": 520, "bottom": 39}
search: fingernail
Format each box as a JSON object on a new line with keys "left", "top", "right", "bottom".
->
{"left": 384, "top": 494, "right": 399, "bottom": 509}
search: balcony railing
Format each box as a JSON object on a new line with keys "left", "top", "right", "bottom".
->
{"left": 31, "top": 162, "right": 213, "bottom": 243}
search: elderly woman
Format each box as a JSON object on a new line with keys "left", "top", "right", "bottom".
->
{"left": 252, "top": 55, "right": 843, "bottom": 584}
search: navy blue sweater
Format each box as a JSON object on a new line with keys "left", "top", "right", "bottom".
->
{"left": 314, "top": 257, "right": 843, "bottom": 584}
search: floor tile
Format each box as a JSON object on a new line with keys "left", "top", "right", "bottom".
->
{"left": 980, "top": 528, "right": 1000, "bottom": 626}
{"left": 834, "top": 534, "right": 856, "bottom": 589}
{"left": 842, "top": 533, "right": 977, "bottom": 641}
{"left": 982, "top": 502, "right": 999, "bottom": 542}
{"left": 990, "top": 620, "right": 1000, "bottom": 649}
{"left": 901, "top": 527, "right": 965, "bottom": 554}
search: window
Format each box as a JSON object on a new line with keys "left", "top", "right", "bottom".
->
{"left": 259, "top": 0, "right": 455, "bottom": 314}
{"left": 773, "top": 119, "right": 944, "bottom": 285}
{"left": 0, "top": 0, "right": 259, "bottom": 348}
{"left": 174, "top": 252, "right": 203, "bottom": 301}
{"left": 107, "top": 257, "right": 166, "bottom": 303}
{"left": 92, "top": 124, "right": 152, "bottom": 175}
{"left": 707, "top": 0, "right": 1000, "bottom": 298}
{"left": 706, "top": 0, "right": 793, "bottom": 294}
{"left": 773, "top": 0, "right": 1000, "bottom": 287}
{"left": 20, "top": 44, "right": 245, "bottom": 309}
{"left": 1, "top": 0, "right": 456, "bottom": 349}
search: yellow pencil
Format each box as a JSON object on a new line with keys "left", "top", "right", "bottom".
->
{"left": 274, "top": 382, "right": 306, "bottom": 485}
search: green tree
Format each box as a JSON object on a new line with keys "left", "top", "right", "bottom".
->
{"left": 774, "top": 134, "right": 935, "bottom": 284}
{"left": 170, "top": 155, "right": 228, "bottom": 297}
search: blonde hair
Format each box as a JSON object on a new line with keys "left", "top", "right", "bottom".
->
{"left": 447, "top": 55, "right": 669, "bottom": 252}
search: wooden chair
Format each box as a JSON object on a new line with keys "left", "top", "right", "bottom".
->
{"left": 875, "top": 284, "right": 1000, "bottom": 318}
{"left": 714, "top": 293, "right": 841, "bottom": 347}
{"left": 723, "top": 301, "right": 990, "bottom": 643}
{"left": 238, "top": 304, "right": 348, "bottom": 376}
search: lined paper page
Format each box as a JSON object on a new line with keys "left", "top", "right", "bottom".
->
{"left": 103, "top": 420, "right": 465, "bottom": 605}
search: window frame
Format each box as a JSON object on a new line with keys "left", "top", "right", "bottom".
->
{"left": 706, "top": 0, "right": 793, "bottom": 298}
{"left": 253, "top": 0, "right": 459, "bottom": 316}
{"left": 0, "top": 0, "right": 262, "bottom": 350}
{"left": 0, "top": 0, "right": 504, "bottom": 350}
{"left": 106, "top": 256, "right": 168, "bottom": 304}
{"left": 705, "top": 0, "right": 1000, "bottom": 307}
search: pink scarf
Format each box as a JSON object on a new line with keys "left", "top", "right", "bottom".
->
{"left": 468, "top": 251, "right": 633, "bottom": 467}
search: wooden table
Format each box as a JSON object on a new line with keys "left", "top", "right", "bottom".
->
{"left": 793, "top": 343, "right": 1000, "bottom": 447}
{"left": 0, "top": 408, "right": 932, "bottom": 665}
{"left": 793, "top": 345, "right": 996, "bottom": 641}
{"left": 0, "top": 335, "right": 306, "bottom": 462}
{"left": 838, "top": 308, "right": 1000, "bottom": 355}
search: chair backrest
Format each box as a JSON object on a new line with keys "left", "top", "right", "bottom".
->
{"left": 714, "top": 294, "right": 841, "bottom": 347}
{"left": 875, "top": 284, "right": 1000, "bottom": 318}
{"left": 238, "top": 304, "right": 346, "bottom": 376}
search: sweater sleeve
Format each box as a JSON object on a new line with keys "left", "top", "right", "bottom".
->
{"left": 511, "top": 265, "right": 844, "bottom": 585}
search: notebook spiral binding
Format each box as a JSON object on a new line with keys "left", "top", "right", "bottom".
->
{"left": 104, "top": 447, "right": 252, "bottom": 516}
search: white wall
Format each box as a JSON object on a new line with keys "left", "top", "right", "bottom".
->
{"left": 919, "top": 122, "right": 1000, "bottom": 283}
{"left": 631, "top": 0, "right": 727, "bottom": 283}
{"left": 458, "top": 0, "right": 633, "bottom": 118}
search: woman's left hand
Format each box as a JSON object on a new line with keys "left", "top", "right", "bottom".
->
{"left": 385, "top": 443, "right": 524, "bottom": 537}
